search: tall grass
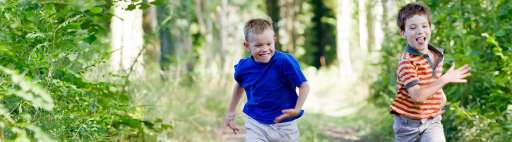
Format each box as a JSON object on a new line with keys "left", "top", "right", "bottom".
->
{"left": 127, "top": 64, "right": 233, "bottom": 141}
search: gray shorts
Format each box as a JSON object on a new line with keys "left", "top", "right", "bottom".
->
{"left": 392, "top": 114, "right": 445, "bottom": 142}
{"left": 245, "top": 117, "right": 299, "bottom": 142}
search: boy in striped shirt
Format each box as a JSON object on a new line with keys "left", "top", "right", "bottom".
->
{"left": 390, "top": 3, "right": 471, "bottom": 142}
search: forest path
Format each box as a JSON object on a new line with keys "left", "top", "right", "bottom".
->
{"left": 218, "top": 68, "right": 371, "bottom": 141}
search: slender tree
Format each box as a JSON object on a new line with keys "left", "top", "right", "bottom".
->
{"left": 265, "top": 0, "right": 282, "bottom": 50}
{"left": 111, "top": 1, "right": 144, "bottom": 75}
{"left": 156, "top": 1, "right": 174, "bottom": 70}
{"left": 337, "top": 0, "right": 353, "bottom": 76}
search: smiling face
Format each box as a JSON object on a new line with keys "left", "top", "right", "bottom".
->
{"left": 244, "top": 29, "right": 276, "bottom": 63}
{"left": 401, "top": 14, "right": 431, "bottom": 52}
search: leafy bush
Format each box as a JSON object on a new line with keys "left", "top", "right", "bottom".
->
{"left": 0, "top": 0, "right": 169, "bottom": 141}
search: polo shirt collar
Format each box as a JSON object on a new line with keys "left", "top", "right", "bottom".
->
{"left": 406, "top": 44, "right": 444, "bottom": 57}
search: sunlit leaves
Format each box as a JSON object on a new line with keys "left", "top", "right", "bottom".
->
{"left": 0, "top": 66, "right": 54, "bottom": 111}
{"left": 0, "top": 0, "right": 170, "bottom": 141}
{"left": 0, "top": 66, "right": 56, "bottom": 142}
{"left": 88, "top": 7, "right": 103, "bottom": 14}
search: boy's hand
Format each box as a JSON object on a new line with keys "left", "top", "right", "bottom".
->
{"left": 441, "top": 64, "right": 471, "bottom": 83}
{"left": 274, "top": 109, "right": 300, "bottom": 123}
{"left": 224, "top": 112, "right": 240, "bottom": 135}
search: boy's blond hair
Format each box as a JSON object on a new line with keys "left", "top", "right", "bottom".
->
{"left": 243, "top": 18, "right": 274, "bottom": 41}
{"left": 397, "top": 2, "right": 432, "bottom": 31}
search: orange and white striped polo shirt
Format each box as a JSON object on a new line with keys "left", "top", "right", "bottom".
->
{"left": 390, "top": 44, "right": 446, "bottom": 120}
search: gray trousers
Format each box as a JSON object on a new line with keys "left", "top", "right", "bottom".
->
{"left": 393, "top": 115, "right": 446, "bottom": 142}
{"left": 245, "top": 117, "right": 299, "bottom": 142}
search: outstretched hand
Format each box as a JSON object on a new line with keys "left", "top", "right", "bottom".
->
{"left": 274, "top": 109, "right": 301, "bottom": 123}
{"left": 442, "top": 64, "right": 471, "bottom": 83}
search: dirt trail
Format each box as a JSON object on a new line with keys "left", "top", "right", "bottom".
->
{"left": 218, "top": 68, "right": 371, "bottom": 141}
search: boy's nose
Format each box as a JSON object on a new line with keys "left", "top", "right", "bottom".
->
{"left": 417, "top": 28, "right": 427, "bottom": 34}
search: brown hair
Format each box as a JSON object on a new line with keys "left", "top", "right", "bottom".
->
{"left": 243, "top": 18, "right": 274, "bottom": 41}
{"left": 397, "top": 3, "right": 432, "bottom": 31}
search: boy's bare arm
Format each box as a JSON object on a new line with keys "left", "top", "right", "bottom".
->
{"left": 227, "top": 83, "right": 244, "bottom": 113}
{"left": 408, "top": 64, "right": 470, "bottom": 102}
{"left": 225, "top": 83, "right": 244, "bottom": 134}
{"left": 274, "top": 81, "right": 309, "bottom": 123}
{"left": 294, "top": 82, "right": 310, "bottom": 110}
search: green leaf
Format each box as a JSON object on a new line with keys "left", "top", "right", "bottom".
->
{"left": 88, "top": 7, "right": 103, "bottom": 14}
{"left": 139, "top": 3, "right": 150, "bottom": 10}
{"left": 85, "top": 34, "right": 97, "bottom": 43}
{"left": 126, "top": 4, "right": 137, "bottom": 11}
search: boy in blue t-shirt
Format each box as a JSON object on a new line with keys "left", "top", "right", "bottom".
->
{"left": 224, "top": 18, "right": 310, "bottom": 141}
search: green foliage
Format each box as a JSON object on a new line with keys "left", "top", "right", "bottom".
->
{"left": 370, "top": 0, "right": 512, "bottom": 141}
{"left": 302, "top": 0, "right": 337, "bottom": 68}
{"left": 0, "top": 66, "right": 56, "bottom": 141}
{"left": 0, "top": 0, "right": 170, "bottom": 141}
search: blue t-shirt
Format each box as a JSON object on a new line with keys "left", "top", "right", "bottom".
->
{"left": 234, "top": 51, "right": 307, "bottom": 124}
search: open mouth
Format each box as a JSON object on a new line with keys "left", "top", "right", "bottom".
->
{"left": 416, "top": 37, "right": 426, "bottom": 44}
{"left": 258, "top": 53, "right": 270, "bottom": 57}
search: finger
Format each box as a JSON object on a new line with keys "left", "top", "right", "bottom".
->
{"left": 274, "top": 113, "right": 290, "bottom": 123}
{"left": 462, "top": 64, "right": 470, "bottom": 70}
{"left": 458, "top": 65, "right": 470, "bottom": 72}
{"left": 460, "top": 73, "right": 471, "bottom": 79}
{"left": 227, "top": 122, "right": 237, "bottom": 128}
{"left": 453, "top": 79, "right": 467, "bottom": 83}
{"left": 449, "top": 63, "right": 455, "bottom": 71}
{"left": 461, "top": 66, "right": 471, "bottom": 74}
{"left": 282, "top": 109, "right": 293, "bottom": 113}
{"left": 227, "top": 123, "right": 240, "bottom": 134}
{"left": 274, "top": 115, "right": 285, "bottom": 123}
{"left": 455, "top": 65, "right": 464, "bottom": 72}
{"left": 232, "top": 126, "right": 240, "bottom": 135}
{"left": 458, "top": 64, "right": 468, "bottom": 70}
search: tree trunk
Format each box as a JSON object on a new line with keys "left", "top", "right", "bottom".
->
{"left": 374, "top": 0, "right": 385, "bottom": 52}
{"left": 337, "top": 0, "right": 353, "bottom": 77}
{"left": 311, "top": 0, "right": 329, "bottom": 68}
{"left": 358, "top": 0, "right": 368, "bottom": 58}
{"left": 219, "top": 0, "right": 228, "bottom": 69}
{"left": 156, "top": 3, "right": 174, "bottom": 70}
{"left": 266, "top": 0, "right": 281, "bottom": 50}
{"left": 176, "top": 0, "right": 194, "bottom": 71}
{"left": 383, "top": 0, "right": 398, "bottom": 33}
{"left": 195, "top": 0, "right": 215, "bottom": 70}
{"left": 110, "top": 1, "right": 144, "bottom": 76}
{"left": 279, "top": 0, "right": 299, "bottom": 53}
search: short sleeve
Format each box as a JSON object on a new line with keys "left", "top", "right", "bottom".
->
{"left": 397, "top": 60, "right": 419, "bottom": 88}
{"left": 234, "top": 64, "right": 242, "bottom": 84}
{"left": 281, "top": 54, "right": 307, "bottom": 87}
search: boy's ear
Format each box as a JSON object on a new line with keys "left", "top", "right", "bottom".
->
{"left": 400, "top": 30, "right": 405, "bottom": 38}
{"left": 243, "top": 41, "right": 249, "bottom": 50}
